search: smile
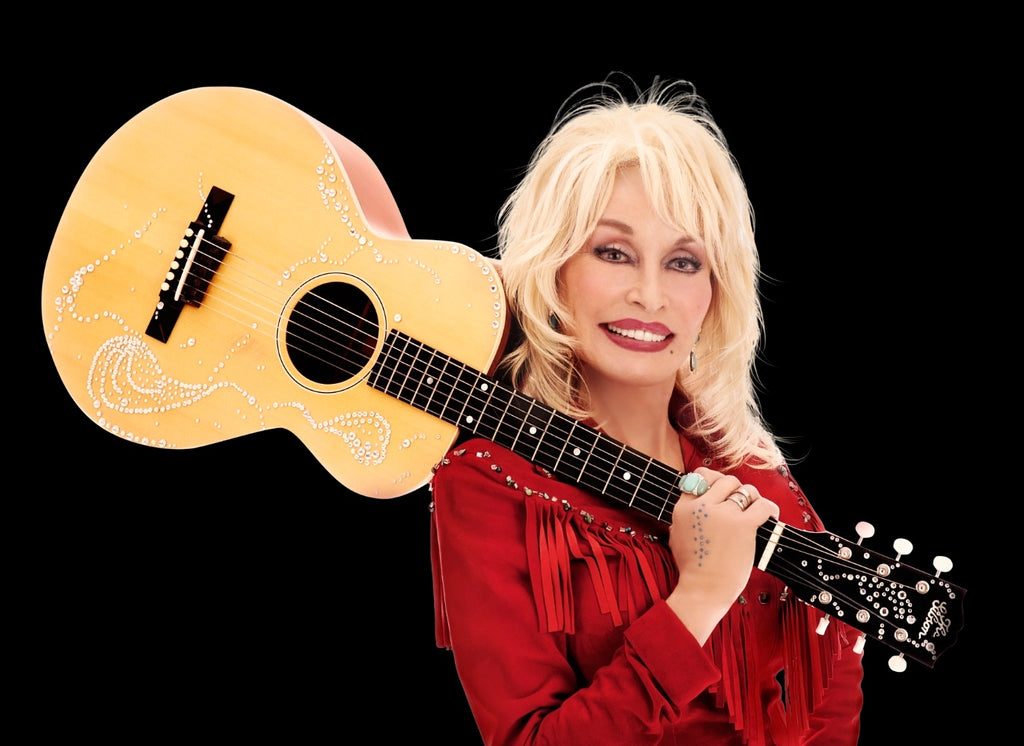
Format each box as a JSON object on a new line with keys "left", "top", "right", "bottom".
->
{"left": 605, "top": 323, "right": 669, "bottom": 343}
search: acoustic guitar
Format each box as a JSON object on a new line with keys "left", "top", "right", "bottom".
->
{"left": 41, "top": 87, "right": 965, "bottom": 671}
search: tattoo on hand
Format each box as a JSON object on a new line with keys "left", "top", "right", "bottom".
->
{"left": 692, "top": 503, "right": 710, "bottom": 565}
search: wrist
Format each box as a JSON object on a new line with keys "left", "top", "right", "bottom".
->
{"left": 665, "top": 585, "right": 731, "bottom": 646}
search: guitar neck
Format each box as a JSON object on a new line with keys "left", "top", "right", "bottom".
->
{"left": 370, "top": 328, "right": 966, "bottom": 669}
{"left": 369, "top": 328, "right": 683, "bottom": 523}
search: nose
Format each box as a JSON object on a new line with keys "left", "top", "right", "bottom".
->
{"left": 625, "top": 265, "right": 667, "bottom": 312}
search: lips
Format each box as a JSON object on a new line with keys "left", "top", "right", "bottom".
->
{"left": 606, "top": 323, "right": 668, "bottom": 343}
{"left": 603, "top": 321, "right": 673, "bottom": 350}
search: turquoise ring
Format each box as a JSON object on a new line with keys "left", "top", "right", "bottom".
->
{"left": 680, "top": 472, "right": 709, "bottom": 496}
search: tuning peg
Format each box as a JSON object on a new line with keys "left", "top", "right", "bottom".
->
{"left": 855, "top": 521, "right": 875, "bottom": 545}
{"left": 892, "top": 538, "right": 913, "bottom": 561}
{"left": 888, "top": 654, "right": 908, "bottom": 673}
{"left": 853, "top": 634, "right": 866, "bottom": 655}
{"left": 933, "top": 556, "right": 953, "bottom": 577}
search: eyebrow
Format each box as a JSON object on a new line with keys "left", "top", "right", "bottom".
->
{"left": 596, "top": 218, "right": 633, "bottom": 234}
{"left": 596, "top": 218, "right": 701, "bottom": 250}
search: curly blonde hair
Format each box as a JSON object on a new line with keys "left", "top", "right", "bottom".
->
{"left": 496, "top": 78, "right": 782, "bottom": 470}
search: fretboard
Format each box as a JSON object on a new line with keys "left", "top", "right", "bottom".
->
{"left": 368, "top": 329, "right": 687, "bottom": 523}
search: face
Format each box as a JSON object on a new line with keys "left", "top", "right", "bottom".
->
{"left": 559, "top": 166, "right": 712, "bottom": 400}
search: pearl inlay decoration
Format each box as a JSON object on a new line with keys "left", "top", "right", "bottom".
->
{"left": 42, "top": 97, "right": 506, "bottom": 497}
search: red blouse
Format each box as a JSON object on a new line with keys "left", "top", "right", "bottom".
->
{"left": 430, "top": 437, "right": 864, "bottom": 745}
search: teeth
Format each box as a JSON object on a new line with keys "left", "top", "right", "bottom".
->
{"left": 607, "top": 324, "right": 667, "bottom": 343}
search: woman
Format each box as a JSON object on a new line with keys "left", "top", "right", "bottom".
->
{"left": 429, "top": 79, "right": 863, "bottom": 745}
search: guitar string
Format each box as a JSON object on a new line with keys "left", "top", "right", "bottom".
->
{"left": 171, "top": 238, "right": 369, "bottom": 373}
{"left": 179, "top": 241, "right": 943, "bottom": 603}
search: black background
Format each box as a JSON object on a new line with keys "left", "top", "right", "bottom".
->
{"left": 21, "top": 25, "right": 971, "bottom": 743}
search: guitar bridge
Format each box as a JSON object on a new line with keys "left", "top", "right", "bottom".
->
{"left": 145, "top": 186, "right": 234, "bottom": 342}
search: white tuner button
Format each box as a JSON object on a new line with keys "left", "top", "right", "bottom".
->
{"left": 893, "top": 538, "right": 913, "bottom": 560}
{"left": 933, "top": 555, "right": 953, "bottom": 576}
{"left": 888, "top": 654, "right": 908, "bottom": 673}
{"left": 855, "top": 521, "right": 875, "bottom": 545}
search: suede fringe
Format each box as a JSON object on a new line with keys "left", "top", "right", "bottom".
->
{"left": 522, "top": 496, "right": 846, "bottom": 746}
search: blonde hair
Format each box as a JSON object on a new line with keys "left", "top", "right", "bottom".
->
{"left": 497, "top": 78, "right": 782, "bottom": 470}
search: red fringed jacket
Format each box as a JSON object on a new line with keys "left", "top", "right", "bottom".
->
{"left": 430, "top": 437, "right": 863, "bottom": 745}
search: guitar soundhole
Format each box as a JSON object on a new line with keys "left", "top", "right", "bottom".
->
{"left": 285, "top": 281, "right": 379, "bottom": 385}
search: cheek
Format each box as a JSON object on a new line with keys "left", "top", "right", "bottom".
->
{"left": 562, "top": 266, "right": 613, "bottom": 314}
{"left": 680, "top": 281, "right": 713, "bottom": 329}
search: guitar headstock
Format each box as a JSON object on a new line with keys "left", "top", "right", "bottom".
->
{"left": 755, "top": 519, "right": 966, "bottom": 669}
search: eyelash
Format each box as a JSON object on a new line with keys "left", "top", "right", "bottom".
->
{"left": 593, "top": 246, "right": 702, "bottom": 273}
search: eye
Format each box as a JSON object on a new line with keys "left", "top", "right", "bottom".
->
{"left": 593, "top": 246, "right": 632, "bottom": 263}
{"left": 667, "top": 255, "right": 702, "bottom": 273}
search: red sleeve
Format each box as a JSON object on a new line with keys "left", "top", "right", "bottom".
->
{"left": 430, "top": 447, "right": 721, "bottom": 745}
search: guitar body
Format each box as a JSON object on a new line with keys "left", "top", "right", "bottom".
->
{"left": 41, "top": 87, "right": 508, "bottom": 498}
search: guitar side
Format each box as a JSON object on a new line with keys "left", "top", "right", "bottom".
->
{"left": 40, "top": 87, "right": 508, "bottom": 498}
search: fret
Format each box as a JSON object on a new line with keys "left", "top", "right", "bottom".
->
{"left": 572, "top": 432, "right": 614, "bottom": 498}
{"left": 531, "top": 410, "right": 573, "bottom": 474}
{"left": 530, "top": 408, "right": 556, "bottom": 462}
{"left": 474, "top": 381, "right": 515, "bottom": 442}
{"left": 600, "top": 444, "right": 624, "bottom": 494}
{"left": 371, "top": 331, "right": 411, "bottom": 400}
{"left": 391, "top": 336, "right": 430, "bottom": 406}
{"left": 549, "top": 418, "right": 576, "bottom": 474}
{"left": 447, "top": 363, "right": 476, "bottom": 428}
{"left": 655, "top": 467, "right": 688, "bottom": 523}
{"left": 549, "top": 423, "right": 599, "bottom": 485}
{"left": 573, "top": 440, "right": 643, "bottom": 509}
{"left": 419, "top": 350, "right": 455, "bottom": 422}
{"left": 455, "top": 369, "right": 498, "bottom": 434}
{"left": 627, "top": 455, "right": 653, "bottom": 509}
{"left": 406, "top": 345, "right": 442, "bottom": 415}
{"left": 597, "top": 446, "right": 657, "bottom": 511}
{"left": 437, "top": 360, "right": 472, "bottom": 427}
{"left": 508, "top": 396, "right": 549, "bottom": 458}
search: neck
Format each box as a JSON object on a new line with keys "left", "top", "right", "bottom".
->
{"left": 586, "top": 384, "right": 684, "bottom": 471}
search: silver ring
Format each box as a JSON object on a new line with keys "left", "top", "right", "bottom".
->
{"left": 727, "top": 487, "right": 751, "bottom": 510}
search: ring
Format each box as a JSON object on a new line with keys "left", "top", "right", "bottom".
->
{"left": 727, "top": 487, "right": 751, "bottom": 510}
{"left": 680, "top": 472, "right": 710, "bottom": 496}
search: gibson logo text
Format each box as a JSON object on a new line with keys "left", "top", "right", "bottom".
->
{"left": 918, "top": 600, "right": 951, "bottom": 639}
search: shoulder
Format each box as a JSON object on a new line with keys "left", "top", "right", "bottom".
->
{"left": 430, "top": 438, "right": 540, "bottom": 525}
{"left": 433, "top": 437, "right": 668, "bottom": 539}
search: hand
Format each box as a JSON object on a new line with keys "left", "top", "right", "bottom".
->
{"left": 664, "top": 467, "right": 779, "bottom": 644}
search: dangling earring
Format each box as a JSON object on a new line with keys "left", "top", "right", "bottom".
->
{"left": 549, "top": 312, "right": 560, "bottom": 330}
{"left": 689, "top": 333, "right": 700, "bottom": 372}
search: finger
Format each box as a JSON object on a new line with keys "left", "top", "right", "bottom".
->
{"left": 726, "top": 486, "right": 753, "bottom": 511}
{"left": 749, "top": 495, "right": 780, "bottom": 521}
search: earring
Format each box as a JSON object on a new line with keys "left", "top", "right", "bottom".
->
{"left": 549, "top": 313, "right": 560, "bottom": 330}
{"left": 689, "top": 333, "right": 700, "bottom": 372}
